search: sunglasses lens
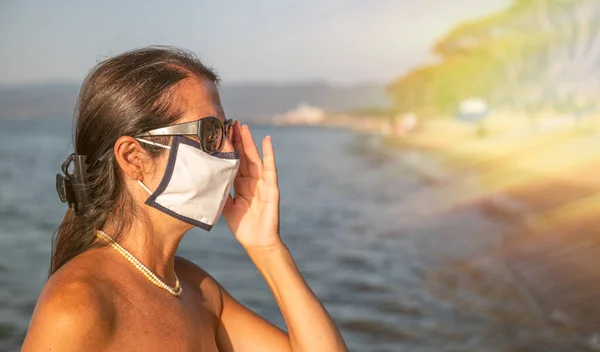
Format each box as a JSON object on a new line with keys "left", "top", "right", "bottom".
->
{"left": 200, "top": 117, "right": 224, "bottom": 152}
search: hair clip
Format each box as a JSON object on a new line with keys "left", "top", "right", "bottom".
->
{"left": 56, "top": 153, "right": 91, "bottom": 215}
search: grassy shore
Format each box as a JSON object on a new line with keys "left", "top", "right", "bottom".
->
{"left": 391, "top": 114, "right": 600, "bottom": 212}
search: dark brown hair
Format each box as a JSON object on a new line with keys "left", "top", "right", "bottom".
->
{"left": 50, "top": 46, "right": 219, "bottom": 275}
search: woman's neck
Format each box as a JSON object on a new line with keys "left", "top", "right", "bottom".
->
{"left": 101, "top": 217, "right": 187, "bottom": 287}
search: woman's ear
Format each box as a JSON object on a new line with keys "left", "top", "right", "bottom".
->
{"left": 114, "top": 136, "right": 149, "bottom": 181}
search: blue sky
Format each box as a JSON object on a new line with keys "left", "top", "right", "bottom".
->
{"left": 0, "top": 0, "right": 509, "bottom": 85}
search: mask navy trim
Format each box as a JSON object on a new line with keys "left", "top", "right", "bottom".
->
{"left": 144, "top": 136, "right": 215, "bottom": 231}
{"left": 211, "top": 150, "right": 239, "bottom": 159}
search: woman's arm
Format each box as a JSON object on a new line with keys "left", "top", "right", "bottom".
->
{"left": 249, "top": 243, "right": 346, "bottom": 351}
{"left": 219, "top": 123, "right": 347, "bottom": 352}
{"left": 217, "top": 243, "right": 347, "bottom": 352}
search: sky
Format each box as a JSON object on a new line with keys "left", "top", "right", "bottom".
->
{"left": 0, "top": 0, "right": 510, "bottom": 86}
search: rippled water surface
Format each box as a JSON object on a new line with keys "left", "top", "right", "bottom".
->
{"left": 0, "top": 118, "right": 585, "bottom": 351}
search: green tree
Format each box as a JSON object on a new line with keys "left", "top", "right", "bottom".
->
{"left": 388, "top": 0, "right": 600, "bottom": 115}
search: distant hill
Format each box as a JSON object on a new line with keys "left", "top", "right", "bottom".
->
{"left": 0, "top": 81, "right": 391, "bottom": 120}
{"left": 219, "top": 82, "right": 391, "bottom": 120}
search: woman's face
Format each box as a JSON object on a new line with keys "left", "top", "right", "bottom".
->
{"left": 142, "top": 78, "right": 235, "bottom": 211}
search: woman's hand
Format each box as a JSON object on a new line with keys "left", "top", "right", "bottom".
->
{"left": 222, "top": 122, "right": 281, "bottom": 250}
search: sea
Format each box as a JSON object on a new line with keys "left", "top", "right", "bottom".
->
{"left": 0, "top": 118, "right": 589, "bottom": 351}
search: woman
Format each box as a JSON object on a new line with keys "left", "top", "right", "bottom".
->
{"left": 22, "top": 47, "right": 347, "bottom": 351}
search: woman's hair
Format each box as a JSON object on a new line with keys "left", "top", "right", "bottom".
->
{"left": 50, "top": 46, "right": 219, "bottom": 275}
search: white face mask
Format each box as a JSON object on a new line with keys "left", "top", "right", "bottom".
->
{"left": 136, "top": 136, "right": 240, "bottom": 230}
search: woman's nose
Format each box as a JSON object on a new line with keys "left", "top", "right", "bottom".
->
{"left": 221, "top": 135, "right": 235, "bottom": 153}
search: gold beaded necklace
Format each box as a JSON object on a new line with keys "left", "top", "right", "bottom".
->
{"left": 96, "top": 230, "right": 182, "bottom": 297}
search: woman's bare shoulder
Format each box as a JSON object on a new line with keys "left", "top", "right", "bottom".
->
{"left": 175, "top": 256, "right": 224, "bottom": 311}
{"left": 22, "top": 251, "right": 117, "bottom": 351}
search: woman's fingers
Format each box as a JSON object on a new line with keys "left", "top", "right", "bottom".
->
{"left": 262, "top": 136, "right": 278, "bottom": 188}
{"left": 240, "top": 125, "right": 263, "bottom": 179}
{"left": 232, "top": 122, "right": 249, "bottom": 177}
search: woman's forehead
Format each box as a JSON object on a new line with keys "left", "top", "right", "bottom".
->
{"left": 176, "top": 78, "right": 225, "bottom": 123}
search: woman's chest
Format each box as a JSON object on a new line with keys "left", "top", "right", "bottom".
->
{"left": 108, "top": 290, "right": 220, "bottom": 351}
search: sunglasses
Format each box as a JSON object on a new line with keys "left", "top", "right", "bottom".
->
{"left": 137, "top": 117, "right": 235, "bottom": 153}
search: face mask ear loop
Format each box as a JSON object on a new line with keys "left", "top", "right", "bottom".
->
{"left": 137, "top": 180, "right": 153, "bottom": 195}
{"left": 136, "top": 138, "right": 171, "bottom": 149}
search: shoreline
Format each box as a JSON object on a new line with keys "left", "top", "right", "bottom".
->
{"left": 268, "top": 111, "right": 600, "bottom": 216}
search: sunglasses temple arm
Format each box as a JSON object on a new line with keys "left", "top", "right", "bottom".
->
{"left": 138, "top": 123, "right": 199, "bottom": 137}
